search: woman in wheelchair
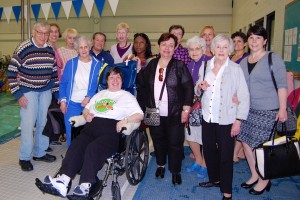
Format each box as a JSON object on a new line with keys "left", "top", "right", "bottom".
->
{"left": 42, "top": 67, "right": 144, "bottom": 198}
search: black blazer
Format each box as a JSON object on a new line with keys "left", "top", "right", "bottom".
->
{"left": 137, "top": 57, "right": 194, "bottom": 124}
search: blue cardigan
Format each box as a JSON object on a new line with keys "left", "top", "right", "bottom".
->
{"left": 59, "top": 56, "right": 102, "bottom": 105}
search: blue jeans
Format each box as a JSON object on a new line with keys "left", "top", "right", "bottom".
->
{"left": 64, "top": 101, "right": 84, "bottom": 147}
{"left": 19, "top": 90, "right": 52, "bottom": 160}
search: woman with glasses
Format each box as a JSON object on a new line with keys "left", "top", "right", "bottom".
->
{"left": 110, "top": 22, "right": 133, "bottom": 63}
{"left": 138, "top": 33, "right": 194, "bottom": 185}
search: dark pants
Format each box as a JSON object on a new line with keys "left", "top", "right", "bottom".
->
{"left": 149, "top": 117, "right": 185, "bottom": 173}
{"left": 202, "top": 120, "right": 234, "bottom": 194}
{"left": 60, "top": 118, "right": 119, "bottom": 184}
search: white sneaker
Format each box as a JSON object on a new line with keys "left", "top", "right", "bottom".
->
{"left": 73, "top": 183, "right": 91, "bottom": 197}
{"left": 44, "top": 175, "right": 68, "bottom": 197}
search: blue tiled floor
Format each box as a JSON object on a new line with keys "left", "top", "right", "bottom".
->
{"left": 0, "top": 92, "right": 20, "bottom": 144}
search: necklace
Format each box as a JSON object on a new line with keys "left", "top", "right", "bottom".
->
{"left": 119, "top": 41, "right": 127, "bottom": 49}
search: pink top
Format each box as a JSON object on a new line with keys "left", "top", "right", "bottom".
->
{"left": 54, "top": 48, "right": 64, "bottom": 82}
{"left": 57, "top": 46, "right": 78, "bottom": 76}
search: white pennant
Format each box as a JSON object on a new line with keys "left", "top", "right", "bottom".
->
{"left": 4, "top": 6, "right": 12, "bottom": 24}
{"left": 41, "top": 3, "right": 51, "bottom": 20}
{"left": 83, "top": 0, "right": 94, "bottom": 18}
{"left": 61, "top": 1, "right": 72, "bottom": 19}
{"left": 108, "top": 0, "right": 119, "bottom": 16}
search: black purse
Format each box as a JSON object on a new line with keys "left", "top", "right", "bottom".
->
{"left": 255, "top": 120, "right": 300, "bottom": 180}
{"left": 268, "top": 52, "right": 297, "bottom": 137}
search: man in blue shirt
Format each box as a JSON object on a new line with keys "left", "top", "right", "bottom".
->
{"left": 90, "top": 32, "right": 114, "bottom": 65}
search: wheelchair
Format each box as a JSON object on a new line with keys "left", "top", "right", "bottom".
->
{"left": 35, "top": 61, "right": 150, "bottom": 200}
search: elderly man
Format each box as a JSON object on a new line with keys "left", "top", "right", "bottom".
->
{"left": 7, "top": 21, "right": 59, "bottom": 171}
{"left": 90, "top": 32, "right": 114, "bottom": 65}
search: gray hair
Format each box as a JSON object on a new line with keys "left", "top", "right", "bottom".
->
{"left": 33, "top": 21, "right": 50, "bottom": 31}
{"left": 74, "top": 36, "right": 92, "bottom": 50}
{"left": 186, "top": 36, "right": 206, "bottom": 51}
{"left": 211, "top": 34, "right": 234, "bottom": 54}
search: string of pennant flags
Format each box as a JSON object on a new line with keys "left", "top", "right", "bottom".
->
{"left": 0, "top": 0, "right": 120, "bottom": 23}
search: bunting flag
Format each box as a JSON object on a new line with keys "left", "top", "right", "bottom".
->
{"left": 83, "top": 0, "right": 94, "bottom": 18}
{"left": 108, "top": 0, "right": 119, "bottom": 16}
{"left": 73, "top": 0, "right": 83, "bottom": 18}
{"left": 31, "top": 4, "right": 41, "bottom": 21}
{"left": 61, "top": 1, "right": 72, "bottom": 19}
{"left": 12, "top": 6, "right": 21, "bottom": 23}
{"left": 95, "top": 0, "right": 106, "bottom": 16}
{"left": 0, "top": 0, "right": 119, "bottom": 23}
{"left": 4, "top": 7, "right": 12, "bottom": 23}
{"left": 51, "top": 2, "right": 61, "bottom": 20}
{"left": 41, "top": 3, "right": 51, "bottom": 20}
{"left": 0, "top": 7, "right": 3, "bottom": 21}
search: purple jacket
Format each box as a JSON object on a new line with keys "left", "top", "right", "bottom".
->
{"left": 187, "top": 55, "right": 212, "bottom": 85}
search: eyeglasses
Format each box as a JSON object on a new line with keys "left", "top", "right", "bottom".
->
{"left": 159, "top": 68, "right": 164, "bottom": 82}
{"left": 35, "top": 29, "right": 50, "bottom": 37}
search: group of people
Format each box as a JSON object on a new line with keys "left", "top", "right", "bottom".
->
{"left": 7, "top": 20, "right": 288, "bottom": 200}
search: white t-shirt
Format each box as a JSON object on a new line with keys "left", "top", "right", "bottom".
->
{"left": 154, "top": 64, "right": 168, "bottom": 116}
{"left": 71, "top": 60, "right": 92, "bottom": 102}
{"left": 86, "top": 89, "right": 143, "bottom": 120}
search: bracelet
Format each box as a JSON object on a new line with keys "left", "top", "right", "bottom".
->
{"left": 236, "top": 118, "right": 244, "bottom": 122}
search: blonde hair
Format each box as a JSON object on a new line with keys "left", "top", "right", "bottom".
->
{"left": 62, "top": 28, "right": 78, "bottom": 39}
{"left": 200, "top": 26, "right": 216, "bottom": 37}
{"left": 116, "top": 22, "right": 130, "bottom": 32}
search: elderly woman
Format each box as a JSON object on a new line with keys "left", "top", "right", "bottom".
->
{"left": 230, "top": 31, "right": 250, "bottom": 162}
{"left": 237, "top": 25, "right": 287, "bottom": 195}
{"left": 196, "top": 34, "right": 250, "bottom": 200}
{"left": 59, "top": 36, "right": 102, "bottom": 147}
{"left": 110, "top": 22, "right": 133, "bottom": 63}
{"left": 138, "top": 33, "right": 194, "bottom": 185}
{"left": 200, "top": 26, "right": 216, "bottom": 57}
{"left": 185, "top": 36, "right": 212, "bottom": 178}
{"left": 41, "top": 67, "right": 144, "bottom": 198}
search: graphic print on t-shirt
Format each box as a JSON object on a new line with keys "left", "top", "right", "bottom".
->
{"left": 94, "top": 98, "right": 115, "bottom": 113}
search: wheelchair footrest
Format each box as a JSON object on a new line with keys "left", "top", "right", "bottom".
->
{"left": 35, "top": 178, "right": 64, "bottom": 197}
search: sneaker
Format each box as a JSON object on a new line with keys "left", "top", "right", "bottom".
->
{"left": 73, "top": 183, "right": 91, "bottom": 197}
{"left": 196, "top": 167, "right": 208, "bottom": 178}
{"left": 186, "top": 162, "right": 202, "bottom": 173}
{"left": 43, "top": 175, "right": 68, "bottom": 197}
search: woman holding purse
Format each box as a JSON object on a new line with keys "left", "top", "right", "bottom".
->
{"left": 237, "top": 25, "right": 287, "bottom": 195}
{"left": 138, "top": 33, "right": 194, "bottom": 185}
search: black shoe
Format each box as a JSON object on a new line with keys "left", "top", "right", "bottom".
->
{"left": 45, "top": 147, "right": 53, "bottom": 152}
{"left": 155, "top": 167, "right": 165, "bottom": 178}
{"left": 172, "top": 173, "right": 182, "bottom": 185}
{"left": 33, "top": 154, "right": 56, "bottom": 163}
{"left": 19, "top": 160, "right": 33, "bottom": 171}
{"left": 249, "top": 181, "right": 271, "bottom": 195}
{"left": 222, "top": 195, "right": 232, "bottom": 200}
{"left": 199, "top": 181, "right": 220, "bottom": 188}
{"left": 241, "top": 179, "right": 258, "bottom": 189}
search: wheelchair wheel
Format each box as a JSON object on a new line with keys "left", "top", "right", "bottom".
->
{"left": 111, "top": 181, "right": 121, "bottom": 200}
{"left": 125, "top": 128, "right": 149, "bottom": 185}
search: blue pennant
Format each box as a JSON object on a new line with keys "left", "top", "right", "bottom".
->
{"left": 51, "top": 2, "right": 61, "bottom": 20}
{"left": 31, "top": 4, "right": 41, "bottom": 21}
{"left": 0, "top": 7, "right": 3, "bottom": 21}
{"left": 95, "top": 0, "right": 106, "bottom": 16}
{"left": 72, "top": 0, "right": 83, "bottom": 18}
{"left": 12, "top": 6, "right": 21, "bottom": 23}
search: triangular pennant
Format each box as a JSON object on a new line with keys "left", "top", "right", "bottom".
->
{"left": 31, "top": 4, "right": 41, "bottom": 21}
{"left": 4, "top": 7, "right": 12, "bottom": 23}
{"left": 41, "top": 3, "right": 51, "bottom": 20}
{"left": 94, "top": 0, "right": 105, "bottom": 16}
{"left": 51, "top": 2, "right": 61, "bottom": 20}
{"left": 12, "top": 6, "right": 21, "bottom": 23}
{"left": 108, "top": 0, "right": 119, "bottom": 16}
{"left": 83, "top": 0, "right": 94, "bottom": 18}
{"left": 72, "top": 0, "right": 83, "bottom": 18}
{"left": 0, "top": 7, "right": 3, "bottom": 21}
{"left": 61, "top": 1, "right": 72, "bottom": 19}
{"left": 24, "top": 5, "right": 27, "bottom": 21}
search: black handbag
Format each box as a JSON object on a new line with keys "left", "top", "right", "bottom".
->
{"left": 268, "top": 52, "right": 297, "bottom": 137}
{"left": 255, "top": 120, "right": 300, "bottom": 180}
{"left": 144, "top": 72, "right": 167, "bottom": 126}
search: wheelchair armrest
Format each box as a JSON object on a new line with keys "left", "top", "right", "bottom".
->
{"left": 69, "top": 115, "right": 87, "bottom": 127}
{"left": 122, "top": 122, "right": 140, "bottom": 135}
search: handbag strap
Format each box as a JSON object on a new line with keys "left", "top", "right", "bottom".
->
{"left": 199, "top": 61, "right": 208, "bottom": 100}
{"left": 157, "top": 67, "right": 168, "bottom": 107}
{"left": 268, "top": 52, "right": 278, "bottom": 93}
